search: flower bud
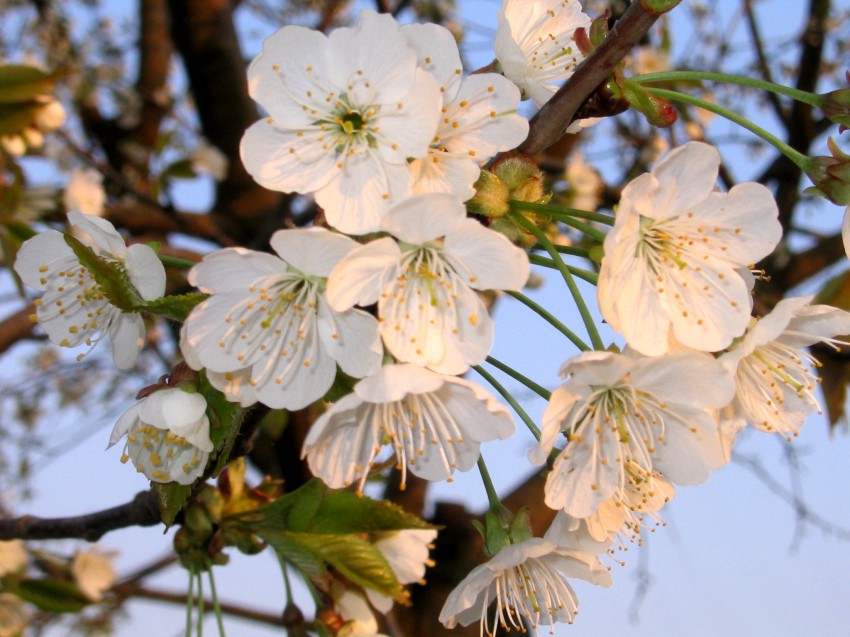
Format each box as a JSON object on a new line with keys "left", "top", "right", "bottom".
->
{"left": 803, "top": 137, "right": 850, "bottom": 205}
{"left": 466, "top": 170, "right": 510, "bottom": 218}
{"left": 819, "top": 71, "right": 850, "bottom": 132}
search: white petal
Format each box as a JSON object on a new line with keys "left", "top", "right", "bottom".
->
{"left": 410, "top": 153, "right": 481, "bottom": 200}
{"left": 68, "top": 211, "right": 127, "bottom": 257}
{"left": 108, "top": 313, "right": 144, "bottom": 369}
{"left": 108, "top": 402, "right": 142, "bottom": 447}
{"left": 270, "top": 227, "right": 358, "bottom": 278}
{"left": 326, "top": 237, "right": 400, "bottom": 311}
{"left": 317, "top": 295, "right": 382, "bottom": 379}
{"left": 354, "top": 364, "right": 444, "bottom": 403}
{"left": 188, "top": 248, "right": 283, "bottom": 294}
{"left": 400, "top": 23, "right": 463, "bottom": 99}
{"left": 125, "top": 244, "right": 166, "bottom": 301}
{"left": 372, "top": 68, "right": 442, "bottom": 163}
{"left": 13, "top": 230, "right": 73, "bottom": 290}
{"left": 381, "top": 193, "right": 466, "bottom": 245}
{"left": 443, "top": 219, "right": 530, "bottom": 291}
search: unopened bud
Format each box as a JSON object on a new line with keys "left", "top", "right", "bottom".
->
{"left": 820, "top": 72, "right": 850, "bottom": 132}
{"left": 803, "top": 137, "right": 850, "bottom": 205}
{"left": 466, "top": 170, "right": 510, "bottom": 218}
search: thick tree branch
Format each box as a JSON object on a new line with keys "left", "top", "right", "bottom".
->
{"left": 0, "top": 491, "right": 161, "bottom": 541}
{"left": 519, "top": 1, "right": 660, "bottom": 156}
{"left": 0, "top": 305, "right": 37, "bottom": 356}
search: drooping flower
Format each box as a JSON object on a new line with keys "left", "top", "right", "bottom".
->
{"left": 544, "top": 462, "right": 675, "bottom": 555}
{"left": 719, "top": 295, "right": 850, "bottom": 436}
{"left": 439, "top": 538, "right": 611, "bottom": 634}
{"left": 494, "top": 0, "right": 590, "bottom": 107}
{"left": 598, "top": 142, "right": 781, "bottom": 356}
{"left": 63, "top": 168, "right": 106, "bottom": 216}
{"left": 327, "top": 194, "right": 529, "bottom": 375}
{"left": 182, "top": 227, "right": 382, "bottom": 410}
{"left": 367, "top": 529, "right": 437, "bottom": 612}
{"left": 401, "top": 24, "right": 528, "bottom": 200}
{"left": 240, "top": 10, "right": 442, "bottom": 234}
{"left": 330, "top": 583, "right": 389, "bottom": 637}
{"left": 14, "top": 211, "right": 166, "bottom": 369}
{"left": 529, "top": 350, "right": 734, "bottom": 520}
{"left": 108, "top": 387, "right": 213, "bottom": 485}
{"left": 302, "top": 364, "right": 515, "bottom": 494}
{"left": 71, "top": 548, "right": 116, "bottom": 602}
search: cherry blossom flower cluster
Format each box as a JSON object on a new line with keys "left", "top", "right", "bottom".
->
{"left": 10, "top": 1, "right": 850, "bottom": 636}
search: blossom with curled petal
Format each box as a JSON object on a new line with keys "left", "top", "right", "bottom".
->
{"left": 182, "top": 227, "right": 382, "bottom": 410}
{"left": 327, "top": 194, "right": 529, "bottom": 375}
{"left": 240, "top": 10, "right": 441, "bottom": 235}
{"left": 402, "top": 23, "right": 528, "bottom": 200}
{"left": 598, "top": 142, "right": 781, "bottom": 356}
{"left": 14, "top": 211, "right": 165, "bottom": 369}
{"left": 108, "top": 387, "right": 212, "bottom": 485}
{"left": 438, "top": 538, "right": 611, "bottom": 635}
{"left": 495, "top": 0, "right": 590, "bottom": 107}
{"left": 302, "top": 364, "right": 515, "bottom": 494}
{"left": 529, "top": 350, "right": 734, "bottom": 520}
{"left": 719, "top": 295, "right": 850, "bottom": 437}
{"left": 544, "top": 462, "right": 675, "bottom": 555}
{"left": 367, "top": 529, "right": 437, "bottom": 612}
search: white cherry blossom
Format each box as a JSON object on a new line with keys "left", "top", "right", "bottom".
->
{"left": 182, "top": 227, "right": 382, "bottom": 410}
{"left": 0, "top": 541, "right": 27, "bottom": 576}
{"left": 108, "top": 387, "right": 212, "bottom": 485}
{"left": 302, "top": 364, "right": 515, "bottom": 494}
{"left": 367, "top": 529, "right": 437, "bottom": 612}
{"left": 71, "top": 548, "right": 116, "bottom": 602}
{"left": 495, "top": 0, "right": 590, "bottom": 107}
{"left": 719, "top": 295, "right": 850, "bottom": 436}
{"left": 530, "top": 350, "right": 734, "bottom": 519}
{"left": 439, "top": 538, "right": 611, "bottom": 635}
{"left": 598, "top": 142, "right": 781, "bottom": 356}
{"left": 544, "top": 463, "right": 675, "bottom": 555}
{"left": 240, "top": 10, "right": 441, "bottom": 235}
{"left": 401, "top": 23, "right": 528, "bottom": 200}
{"left": 327, "top": 194, "right": 529, "bottom": 375}
{"left": 14, "top": 211, "right": 166, "bottom": 369}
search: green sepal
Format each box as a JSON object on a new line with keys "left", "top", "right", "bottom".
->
{"left": 481, "top": 510, "right": 511, "bottom": 556}
{"left": 63, "top": 233, "right": 143, "bottom": 311}
{"left": 153, "top": 482, "right": 194, "bottom": 528}
{"left": 16, "top": 578, "right": 91, "bottom": 613}
{"left": 257, "top": 479, "right": 435, "bottom": 535}
{"left": 202, "top": 373, "right": 246, "bottom": 478}
{"left": 0, "top": 65, "right": 62, "bottom": 103}
{"left": 509, "top": 507, "right": 534, "bottom": 543}
{"left": 144, "top": 292, "right": 208, "bottom": 322}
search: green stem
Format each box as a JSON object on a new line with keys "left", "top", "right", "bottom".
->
{"left": 278, "top": 554, "right": 293, "bottom": 603}
{"left": 506, "top": 289, "right": 590, "bottom": 351}
{"left": 159, "top": 254, "right": 199, "bottom": 269}
{"left": 485, "top": 355, "right": 551, "bottom": 401}
{"left": 185, "top": 569, "right": 195, "bottom": 637}
{"left": 473, "top": 364, "right": 541, "bottom": 440}
{"left": 553, "top": 244, "right": 590, "bottom": 258}
{"left": 528, "top": 255, "right": 599, "bottom": 285}
{"left": 509, "top": 212, "right": 605, "bottom": 350}
{"left": 510, "top": 200, "right": 615, "bottom": 226}
{"left": 207, "top": 569, "right": 227, "bottom": 637}
{"left": 633, "top": 70, "right": 825, "bottom": 108}
{"left": 196, "top": 571, "right": 204, "bottom": 637}
{"left": 477, "top": 456, "right": 503, "bottom": 512}
{"left": 511, "top": 201, "right": 606, "bottom": 241}
{"left": 643, "top": 86, "right": 810, "bottom": 171}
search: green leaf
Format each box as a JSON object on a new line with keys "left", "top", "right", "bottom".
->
{"left": 63, "top": 233, "right": 143, "bottom": 311}
{"left": 153, "top": 482, "right": 194, "bottom": 528}
{"left": 0, "top": 65, "right": 60, "bottom": 103}
{"left": 261, "top": 531, "right": 402, "bottom": 600}
{"left": 144, "top": 292, "right": 208, "bottom": 322}
{"left": 258, "top": 479, "right": 435, "bottom": 535}
{"left": 17, "top": 579, "right": 90, "bottom": 613}
{"left": 202, "top": 373, "right": 246, "bottom": 477}
{"left": 161, "top": 158, "right": 198, "bottom": 180}
{"left": 0, "top": 101, "right": 44, "bottom": 136}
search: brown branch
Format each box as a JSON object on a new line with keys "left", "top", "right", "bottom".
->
{"left": 0, "top": 491, "right": 161, "bottom": 541}
{"left": 0, "top": 305, "right": 37, "bottom": 356}
{"left": 113, "top": 584, "right": 284, "bottom": 627}
{"left": 519, "top": 1, "right": 661, "bottom": 156}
